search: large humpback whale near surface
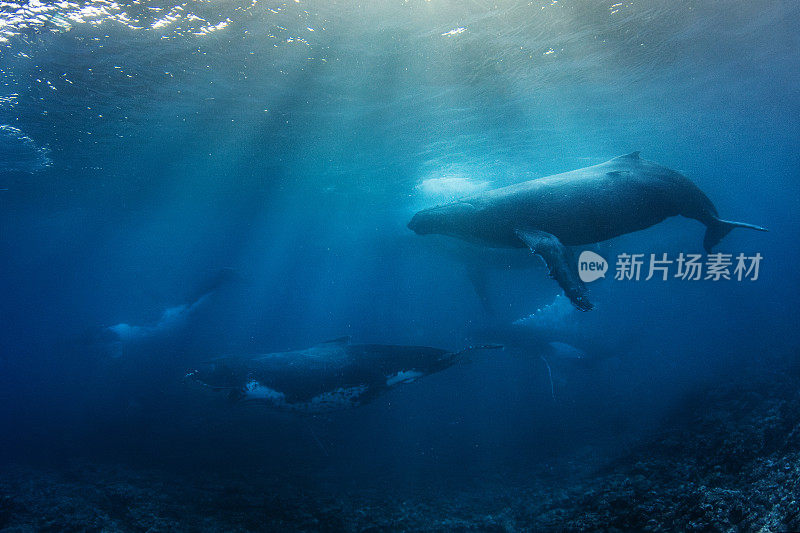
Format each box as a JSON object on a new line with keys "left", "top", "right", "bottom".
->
{"left": 188, "top": 337, "right": 502, "bottom": 414}
{"left": 408, "top": 153, "right": 767, "bottom": 311}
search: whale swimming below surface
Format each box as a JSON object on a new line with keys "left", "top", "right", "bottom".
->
{"left": 100, "top": 268, "right": 240, "bottom": 357}
{"left": 408, "top": 153, "right": 767, "bottom": 311}
{"left": 187, "top": 337, "right": 502, "bottom": 414}
{"left": 411, "top": 234, "right": 543, "bottom": 315}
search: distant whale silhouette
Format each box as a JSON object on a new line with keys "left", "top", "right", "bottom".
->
{"left": 187, "top": 337, "right": 502, "bottom": 414}
{"left": 411, "top": 235, "right": 542, "bottom": 315}
{"left": 408, "top": 153, "right": 767, "bottom": 311}
{"left": 103, "top": 268, "right": 239, "bottom": 356}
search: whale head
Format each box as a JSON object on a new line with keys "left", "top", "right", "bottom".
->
{"left": 186, "top": 359, "right": 249, "bottom": 395}
{"left": 407, "top": 209, "right": 437, "bottom": 235}
{"left": 407, "top": 202, "right": 478, "bottom": 238}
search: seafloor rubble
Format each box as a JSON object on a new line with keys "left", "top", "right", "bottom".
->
{"left": 1, "top": 371, "right": 799, "bottom": 532}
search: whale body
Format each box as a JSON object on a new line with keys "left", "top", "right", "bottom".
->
{"left": 188, "top": 337, "right": 502, "bottom": 413}
{"left": 408, "top": 153, "right": 767, "bottom": 310}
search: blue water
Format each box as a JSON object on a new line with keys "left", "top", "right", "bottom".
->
{"left": 0, "top": 0, "right": 798, "bottom": 529}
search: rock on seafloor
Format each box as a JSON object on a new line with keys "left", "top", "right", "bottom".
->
{"left": 1, "top": 373, "right": 799, "bottom": 532}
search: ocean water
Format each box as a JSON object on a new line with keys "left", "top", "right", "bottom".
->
{"left": 0, "top": 0, "right": 798, "bottom": 530}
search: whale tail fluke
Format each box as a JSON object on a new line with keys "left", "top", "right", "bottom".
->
{"left": 703, "top": 217, "right": 768, "bottom": 252}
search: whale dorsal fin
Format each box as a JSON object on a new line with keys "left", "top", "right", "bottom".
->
{"left": 613, "top": 151, "right": 640, "bottom": 161}
{"left": 319, "top": 335, "right": 351, "bottom": 345}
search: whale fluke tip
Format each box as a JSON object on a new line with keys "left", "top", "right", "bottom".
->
{"left": 704, "top": 217, "right": 768, "bottom": 252}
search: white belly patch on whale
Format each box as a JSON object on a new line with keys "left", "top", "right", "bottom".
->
{"left": 386, "top": 370, "right": 424, "bottom": 386}
{"left": 243, "top": 379, "right": 286, "bottom": 402}
{"left": 243, "top": 379, "right": 369, "bottom": 413}
{"left": 302, "top": 385, "right": 370, "bottom": 412}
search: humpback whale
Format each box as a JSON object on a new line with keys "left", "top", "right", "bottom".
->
{"left": 187, "top": 337, "right": 502, "bottom": 413}
{"left": 408, "top": 153, "right": 767, "bottom": 310}
{"left": 102, "top": 268, "right": 239, "bottom": 356}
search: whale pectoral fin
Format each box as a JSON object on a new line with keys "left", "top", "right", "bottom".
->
{"left": 514, "top": 229, "right": 593, "bottom": 312}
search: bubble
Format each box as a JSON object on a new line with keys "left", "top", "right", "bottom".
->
{"left": 0, "top": 125, "right": 52, "bottom": 174}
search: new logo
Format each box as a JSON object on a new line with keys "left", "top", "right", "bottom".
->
{"left": 578, "top": 251, "right": 608, "bottom": 283}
